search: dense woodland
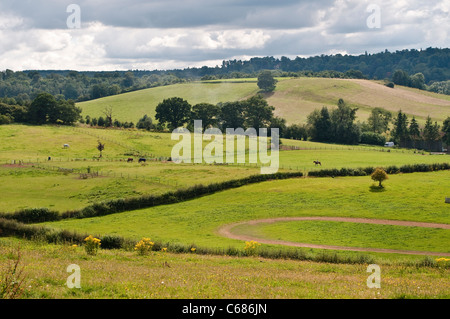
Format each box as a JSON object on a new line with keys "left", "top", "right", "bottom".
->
{"left": 0, "top": 48, "right": 449, "bottom": 105}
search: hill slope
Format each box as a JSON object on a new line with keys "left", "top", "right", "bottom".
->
{"left": 77, "top": 81, "right": 259, "bottom": 123}
{"left": 77, "top": 78, "right": 450, "bottom": 125}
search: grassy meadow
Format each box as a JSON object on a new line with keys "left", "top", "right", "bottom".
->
{"left": 232, "top": 220, "right": 450, "bottom": 253}
{"left": 77, "top": 77, "right": 450, "bottom": 126}
{"left": 77, "top": 80, "right": 261, "bottom": 123}
{"left": 1, "top": 237, "right": 449, "bottom": 299}
{"left": 267, "top": 78, "right": 450, "bottom": 125}
{"left": 42, "top": 171, "right": 450, "bottom": 259}
{"left": 1, "top": 74, "right": 449, "bottom": 300}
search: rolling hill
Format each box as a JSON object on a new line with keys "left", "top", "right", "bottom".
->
{"left": 77, "top": 77, "right": 450, "bottom": 126}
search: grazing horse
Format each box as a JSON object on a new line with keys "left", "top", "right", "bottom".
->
{"left": 127, "top": 158, "right": 134, "bottom": 163}
{"left": 313, "top": 160, "right": 321, "bottom": 166}
{"left": 138, "top": 158, "right": 146, "bottom": 163}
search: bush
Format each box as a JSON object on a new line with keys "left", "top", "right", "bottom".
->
{"left": 134, "top": 238, "right": 154, "bottom": 256}
{"left": 84, "top": 235, "right": 101, "bottom": 256}
{"left": 2, "top": 208, "right": 60, "bottom": 224}
{"left": 360, "top": 132, "right": 386, "bottom": 146}
{"left": 100, "top": 235, "right": 125, "bottom": 249}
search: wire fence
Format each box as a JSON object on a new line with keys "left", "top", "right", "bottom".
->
{"left": 27, "top": 161, "right": 188, "bottom": 188}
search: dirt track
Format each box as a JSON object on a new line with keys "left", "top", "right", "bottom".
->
{"left": 217, "top": 217, "right": 450, "bottom": 257}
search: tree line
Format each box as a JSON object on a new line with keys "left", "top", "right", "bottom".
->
{"left": 0, "top": 70, "right": 185, "bottom": 104}
{"left": 306, "top": 101, "right": 450, "bottom": 150}
{"left": 0, "top": 93, "right": 81, "bottom": 125}
{"left": 1, "top": 48, "right": 448, "bottom": 106}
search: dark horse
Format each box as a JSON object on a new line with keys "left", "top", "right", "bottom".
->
{"left": 313, "top": 160, "right": 321, "bottom": 166}
{"left": 138, "top": 158, "right": 146, "bottom": 163}
{"left": 127, "top": 158, "right": 134, "bottom": 163}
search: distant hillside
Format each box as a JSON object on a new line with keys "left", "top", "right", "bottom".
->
{"left": 1, "top": 48, "right": 448, "bottom": 104}
{"left": 77, "top": 80, "right": 260, "bottom": 123}
{"left": 78, "top": 77, "right": 450, "bottom": 125}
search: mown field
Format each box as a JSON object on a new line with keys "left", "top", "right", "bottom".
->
{"left": 77, "top": 80, "right": 261, "bottom": 123}
{"left": 1, "top": 124, "right": 447, "bottom": 213}
{"left": 42, "top": 171, "right": 450, "bottom": 256}
{"left": 77, "top": 77, "right": 450, "bottom": 125}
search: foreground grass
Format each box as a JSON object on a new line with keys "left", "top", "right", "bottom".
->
{"left": 43, "top": 171, "right": 450, "bottom": 260}
{"left": 1, "top": 238, "right": 449, "bottom": 299}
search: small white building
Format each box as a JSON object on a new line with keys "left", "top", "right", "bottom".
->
{"left": 384, "top": 142, "right": 395, "bottom": 147}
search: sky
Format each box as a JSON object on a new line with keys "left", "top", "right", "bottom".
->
{"left": 0, "top": 0, "right": 448, "bottom": 71}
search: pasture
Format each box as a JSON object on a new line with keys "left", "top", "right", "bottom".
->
{"left": 77, "top": 77, "right": 450, "bottom": 126}
{"left": 77, "top": 80, "right": 261, "bottom": 123}
{"left": 1, "top": 123, "right": 449, "bottom": 300}
{"left": 43, "top": 171, "right": 450, "bottom": 259}
{"left": 1, "top": 237, "right": 449, "bottom": 299}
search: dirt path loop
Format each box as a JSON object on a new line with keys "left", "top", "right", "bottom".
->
{"left": 217, "top": 217, "right": 450, "bottom": 257}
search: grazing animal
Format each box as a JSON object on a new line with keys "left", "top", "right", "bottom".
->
{"left": 48, "top": 157, "right": 52, "bottom": 161}
{"left": 63, "top": 144, "right": 70, "bottom": 149}
{"left": 138, "top": 158, "right": 146, "bottom": 163}
{"left": 127, "top": 158, "right": 134, "bottom": 163}
{"left": 313, "top": 160, "right": 321, "bottom": 166}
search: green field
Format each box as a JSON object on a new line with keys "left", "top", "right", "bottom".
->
{"left": 1, "top": 78, "right": 450, "bottom": 300}
{"left": 77, "top": 81, "right": 261, "bottom": 123}
{"left": 43, "top": 171, "right": 450, "bottom": 255}
{"left": 77, "top": 77, "right": 450, "bottom": 125}
{"left": 232, "top": 220, "right": 450, "bottom": 253}
{"left": 1, "top": 124, "right": 449, "bottom": 214}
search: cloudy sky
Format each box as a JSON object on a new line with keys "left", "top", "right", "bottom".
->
{"left": 0, "top": 0, "right": 448, "bottom": 71}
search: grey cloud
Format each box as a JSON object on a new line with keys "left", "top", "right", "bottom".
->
{"left": 1, "top": 0, "right": 334, "bottom": 29}
{"left": 0, "top": 0, "right": 448, "bottom": 71}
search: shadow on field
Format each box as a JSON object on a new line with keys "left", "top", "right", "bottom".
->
{"left": 369, "top": 185, "right": 387, "bottom": 193}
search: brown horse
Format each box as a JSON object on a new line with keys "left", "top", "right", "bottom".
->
{"left": 313, "top": 160, "right": 321, "bottom": 166}
{"left": 127, "top": 158, "right": 134, "bottom": 163}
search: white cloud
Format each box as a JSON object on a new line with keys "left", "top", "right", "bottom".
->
{"left": 0, "top": 0, "right": 447, "bottom": 71}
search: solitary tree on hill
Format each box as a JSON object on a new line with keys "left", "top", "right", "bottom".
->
{"left": 257, "top": 71, "right": 277, "bottom": 92}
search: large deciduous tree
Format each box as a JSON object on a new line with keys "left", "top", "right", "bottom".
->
{"left": 330, "top": 99, "right": 360, "bottom": 144}
{"left": 243, "top": 95, "right": 275, "bottom": 130}
{"left": 190, "top": 103, "right": 221, "bottom": 131}
{"left": 155, "top": 97, "right": 191, "bottom": 131}
{"left": 28, "top": 92, "right": 81, "bottom": 125}
{"left": 257, "top": 71, "right": 277, "bottom": 92}
{"left": 219, "top": 101, "right": 246, "bottom": 130}
{"left": 367, "top": 107, "right": 392, "bottom": 134}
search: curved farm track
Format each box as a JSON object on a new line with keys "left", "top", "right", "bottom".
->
{"left": 218, "top": 217, "right": 450, "bottom": 257}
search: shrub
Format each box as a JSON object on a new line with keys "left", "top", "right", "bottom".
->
{"left": 5, "top": 208, "right": 60, "bottom": 224}
{"left": 134, "top": 237, "right": 154, "bottom": 256}
{"left": 371, "top": 167, "right": 389, "bottom": 187}
{"left": 360, "top": 132, "right": 386, "bottom": 146}
{"left": 84, "top": 235, "right": 101, "bottom": 256}
{"left": 244, "top": 240, "right": 261, "bottom": 256}
{"left": 100, "top": 235, "right": 124, "bottom": 249}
